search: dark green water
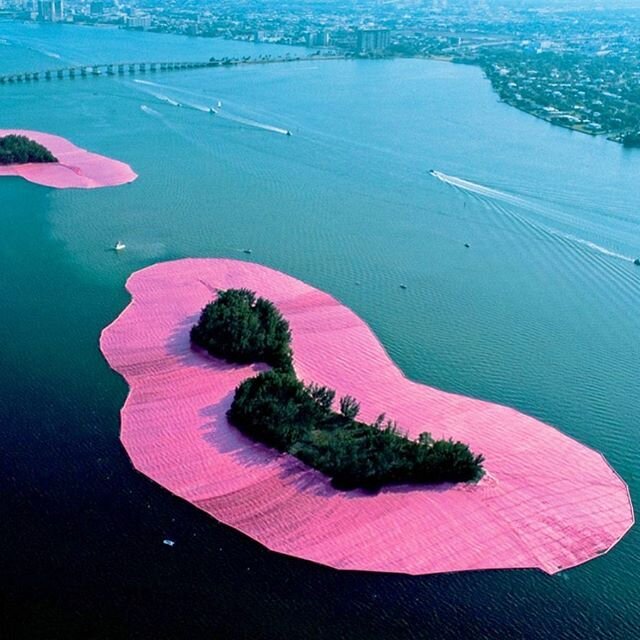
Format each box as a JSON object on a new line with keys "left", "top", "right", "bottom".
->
{"left": 1, "top": 21, "right": 639, "bottom": 639}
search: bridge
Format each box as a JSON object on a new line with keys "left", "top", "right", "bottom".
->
{"left": 0, "top": 54, "right": 345, "bottom": 85}
{"left": 0, "top": 54, "right": 347, "bottom": 85}
{"left": 0, "top": 59, "right": 237, "bottom": 84}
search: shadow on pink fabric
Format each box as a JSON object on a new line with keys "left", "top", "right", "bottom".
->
{"left": 0, "top": 129, "right": 137, "bottom": 188}
{"left": 100, "top": 258, "right": 634, "bottom": 575}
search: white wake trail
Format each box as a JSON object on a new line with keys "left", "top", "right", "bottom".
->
{"left": 430, "top": 170, "right": 532, "bottom": 209}
{"left": 140, "top": 104, "right": 161, "bottom": 116}
{"left": 429, "top": 170, "right": 635, "bottom": 263}
{"left": 217, "top": 111, "right": 290, "bottom": 135}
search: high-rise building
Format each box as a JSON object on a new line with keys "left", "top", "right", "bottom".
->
{"left": 306, "top": 30, "right": 331, "bottom": 48}
{"left": 356, "top": 28, "right": 390, "bottom": 54}
{"left": 125, "top": 14, "right": 151, "bottom": 30}
{"left": 37, "top": 0, "right": 64, "bottom": 22}
{"left": 89, "top": 1, "right": 104, "bottom": 16}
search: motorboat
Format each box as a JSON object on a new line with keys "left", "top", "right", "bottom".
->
{"left": 114, "top": 241, "right": 126, "bottom": 251}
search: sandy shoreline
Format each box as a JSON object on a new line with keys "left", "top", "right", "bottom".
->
{"left": 100, "top": 258, "right": 634, "bottom": 575}
{"left": 0, "top": 129, "right": 137, "bottom": 188}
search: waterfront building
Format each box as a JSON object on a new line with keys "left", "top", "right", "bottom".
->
{"left": 37, "top": 0, "right": 63, "bottom": 22}
{"left": 125, "top": 14, "right": 151, "bottom": 30}
{"left": 306, "top": 30, "right": 331, "bottom": 48}
{"left": 356, "top": 28, "right": 390, "bottom": 54}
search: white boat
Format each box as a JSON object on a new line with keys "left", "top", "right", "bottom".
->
{"left": 114, "top": 241, "right": 126, "bottom": 251}
{"left": 209, "top": 107, "right": 218, "bottom": 114}
{"left": 217, "top": 100, "right": 222, "bottom": 108}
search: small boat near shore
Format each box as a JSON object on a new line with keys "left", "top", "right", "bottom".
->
{"left": 114, "top": 241, "right": 126, "bottom": 251}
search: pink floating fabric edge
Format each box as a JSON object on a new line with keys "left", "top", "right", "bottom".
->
{"left": 0, "top": 128, "right": 137, "bottom": 189}
{"left": 100, "top": 258, "right": 634, "bottom": 575}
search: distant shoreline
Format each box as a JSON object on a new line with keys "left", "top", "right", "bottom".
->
{"left": 0, "top": 18, "right": 633, "bottom": 147}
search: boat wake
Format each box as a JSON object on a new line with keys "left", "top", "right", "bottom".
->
{"left": 429, "top": 170, "right": 635, "bottom": 263}
{"left": 431, "top": 170, "right": 541, "bottom": 210}
{"left": 151, "top": 93, "right": 182, "bottom": 107}
{"left": 153, "top": 92, "right": 289, "bottom": 134}
{"left": 216, "top": 111, "right": 291, "bottom": 135}
{"left": 140, "top": 104, "right": 161, "bottom": 116}
{"left": 133, "top": 78, "right": 291, "bottom": 135}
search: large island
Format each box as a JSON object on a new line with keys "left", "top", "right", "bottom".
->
{"left": 0, "top": 129, "right": 137, "bottom": 188}
{"left": 100, "top": 258, "right": 634, "bottom": 575}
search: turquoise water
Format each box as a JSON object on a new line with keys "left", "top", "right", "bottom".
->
{"left": 1, "top": 21, "right": 639, "bottom": 639}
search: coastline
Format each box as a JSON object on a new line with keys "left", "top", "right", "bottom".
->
{"left": 100, "top": 258, "right": 634, "bottom": 576}
{"left": 0, "top": 129, "right": 137, "bottom": 189}
{"left": 0, "top": 18, "right": 633, "bottom": 148}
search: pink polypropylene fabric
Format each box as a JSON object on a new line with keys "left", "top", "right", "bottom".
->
{"left": 0, "top": 129, "right": 137, "bottom": 188}
{"left": 100, "top": 258, "right": 634, "bottom": 575}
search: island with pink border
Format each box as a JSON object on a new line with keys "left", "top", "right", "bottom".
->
{"left": 100, "top": 258, "right": 634, "bottom": 575}
{"left": 0, "top": 129, "right": 137, "bottom": 189}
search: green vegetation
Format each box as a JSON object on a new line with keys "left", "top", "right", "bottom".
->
{"left": 622, "top": 132, "right": 640, "bottom": 148}
{"left": 191, "top": 288, "right": 292, "bottom": 371}
{"left": 229, "top": 370, "right": 484, "bottom": 490}
{"left": 192, "top": 288, "right": 484, "bottom": 491}
{"left": 0, "top": 135, "right": 57, "bottom": 165}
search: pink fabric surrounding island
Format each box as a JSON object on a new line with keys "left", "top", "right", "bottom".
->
{"left": 100, "top": 258, "right": 634, "bottom": 575}
{"left": 0, "top": 129, "right": 137, "bottom": 188}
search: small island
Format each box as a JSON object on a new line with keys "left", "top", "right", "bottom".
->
{"left": 191, "top": 288, "right": 484, "bottom": 490}
{"left": 0, "top": 134, "right": 57, "bottom": 165}
{"left": 0, "top": 129, "right": 137, "bottom": 189}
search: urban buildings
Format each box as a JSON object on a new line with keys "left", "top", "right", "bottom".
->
{"left": 37, "top": 0, "right": 64, "bottom": 22}
{"left": 356, "top": 28, "right": 390, "bottom": 55}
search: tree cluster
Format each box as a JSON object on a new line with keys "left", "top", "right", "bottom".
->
{"left": 228, "top": 370, "right": 484, "bottom": 490}
{"left": 622, "top": 132, "right": 640, "bottom": 148}
{"left": 0, "top": 135, "right": 58, "bottom": 165}
{"left": 191, "top": 288, "right": 292, "bottom": 371}
{"left": 192, "top": 288, "right": 484, "bottom": 491}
